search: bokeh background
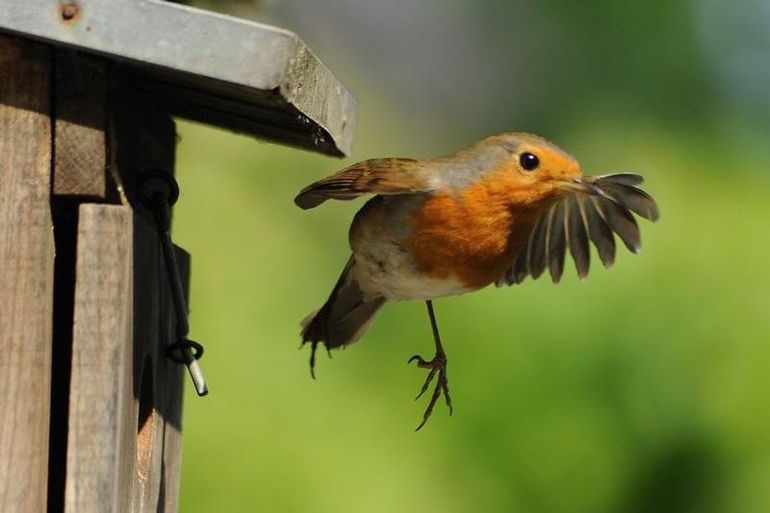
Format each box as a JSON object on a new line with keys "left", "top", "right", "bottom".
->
{"left": 175, "top": 1, "right": 770, "bottom": 512}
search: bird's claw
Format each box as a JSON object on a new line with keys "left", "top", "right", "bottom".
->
{"left": 408, "top": 351, "right": 452, "bottom": 430}
{"left": 407, "top": 354, "right": 428, "bottom": 366}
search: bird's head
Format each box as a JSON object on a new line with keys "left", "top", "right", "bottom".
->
{"left": 468, "top": 132, "right": 602, "bottom": 208}
{"left": 476, "top": 133, "right": 657, "bottom": 217}
{"left": 471, "top": 132, "right": 659, "bottom": 285}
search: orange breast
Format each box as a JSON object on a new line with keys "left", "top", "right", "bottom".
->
{"left": 405, "top": 172, "right": 543, "bottom": 289}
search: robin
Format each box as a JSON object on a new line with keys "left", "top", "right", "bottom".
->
{"left": 295, "top": 132, "right": 658, "bottom": 430}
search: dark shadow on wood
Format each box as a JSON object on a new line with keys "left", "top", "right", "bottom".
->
{"left": 110, "top": 80, "right": 185, "bottom": 430}
{"left": 47, "top": 198, "right": 79, "bottom": 513}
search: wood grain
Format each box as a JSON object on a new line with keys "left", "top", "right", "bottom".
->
{"left": 64, "top": 205, "right": 133, "bottom": 513}
{"left": 53, "top": 51, "right": 107, "bottom": 197}
{"left": 0, "top": 34, "right": 54, "bottom": 513}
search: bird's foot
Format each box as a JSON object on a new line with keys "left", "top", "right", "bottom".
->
{"left": 407, "top": 351, "right": 453, "bottom": 431}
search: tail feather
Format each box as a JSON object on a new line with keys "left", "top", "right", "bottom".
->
{"left": 301, "top": 257, "right": 385, "bottom": 375}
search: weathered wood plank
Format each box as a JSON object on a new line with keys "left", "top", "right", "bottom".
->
{"left": 53, "top": 51, "right": 107, "bottom": 197}
{"left": 64, "top": 204, "right": 133, "bottom": 513}
{"left": 0, "top": 34, "right": 54, "bottom": 513}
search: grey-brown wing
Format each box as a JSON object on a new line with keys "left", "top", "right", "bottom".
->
{"left": 496, "top": 173, "right": 659, "bottom": 286}
{"left": 294, "top": 158, "right": 429, "bottom": 209}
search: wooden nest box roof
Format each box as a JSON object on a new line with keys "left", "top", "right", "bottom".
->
{"left": 0, "top": 0, "right": 356, "bottom": 156}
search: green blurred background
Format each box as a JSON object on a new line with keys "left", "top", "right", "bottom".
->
{"left": 174, "top": 1, "right": 770, "bottom": 512}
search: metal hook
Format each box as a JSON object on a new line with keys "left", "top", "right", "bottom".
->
{"left": 139, "top": 170, "right": 208, "bottom": 397}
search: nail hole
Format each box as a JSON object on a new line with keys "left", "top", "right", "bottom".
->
{"left": 60, "top": 2, "right": 80, "bottom": 22}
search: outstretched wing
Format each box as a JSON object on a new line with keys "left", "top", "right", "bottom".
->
{"left": 295, "top": 158, "right": 430, "bottom": 209}
{"left": 496, "top": 173, "right": 659, "bottom": 286}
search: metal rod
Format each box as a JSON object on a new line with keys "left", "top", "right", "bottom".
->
{"left": 154, "top": 198, "right": 191, "bottom": 337}
{"left": 151, "top": 191, "right": 208, "bottom": 396}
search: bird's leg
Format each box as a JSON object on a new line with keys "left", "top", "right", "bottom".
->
{"left": 408, "top": 300, "right": 453, "bottom": 430}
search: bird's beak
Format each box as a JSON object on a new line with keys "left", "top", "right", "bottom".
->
{"left": 554, "top": 176, "right": 602, "bottom": 195}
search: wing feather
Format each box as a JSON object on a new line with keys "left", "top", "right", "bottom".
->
{"left": 499, "top": 172, "right": 658, "bottom": 286}
{"left": 593, "top": 180, "right": 659, "bottom": 221}
{"left": 580, "top": 195, "right": 616, "bottom": 267}
{"left": 527, "top": 212, "right": 549, "bottom": 280}
{"left": 592, "top": 172, "right": 644, "bottom": 186}
{"left": 566, "top": 196, "right": 590, "bottom": 280}
{"left": 591, "top": 196, "right": 641, "bottom": 253}
{"left": 547, "top": 201, "right": 567, "bottom": 283}
{"left": 295, "top": 158, "right": 427, "bottom": 209}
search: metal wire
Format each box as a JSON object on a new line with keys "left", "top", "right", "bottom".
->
{"left": 140, "top": 170, "right": 208, "bottom": 397}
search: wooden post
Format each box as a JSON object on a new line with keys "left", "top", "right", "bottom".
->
{"left": 0, "top": 34, "right": 186, "bottom": 513}
{"left": 0, "top": 34, "right": 55, "bottom": 513}
{"left": 65, "top": 204, "right": 134, "bottom": 512}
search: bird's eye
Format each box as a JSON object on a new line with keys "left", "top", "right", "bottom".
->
{"left": 519, "top": 152, "right": 539, "bottom": 171}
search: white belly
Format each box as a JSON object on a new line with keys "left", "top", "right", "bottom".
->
{"left": 351, "top": 240, "right": 470, "bottom": 301}
{"left": 349, "top": 194, "right": 472, "bottom": 301}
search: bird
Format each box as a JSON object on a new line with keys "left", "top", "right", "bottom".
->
{"left": 294, "top": 132, "right": 659, "bottom": 430}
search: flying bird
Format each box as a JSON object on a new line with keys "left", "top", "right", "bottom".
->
{"left": 295, "top": 132, "right": 659, "bottom": 430}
